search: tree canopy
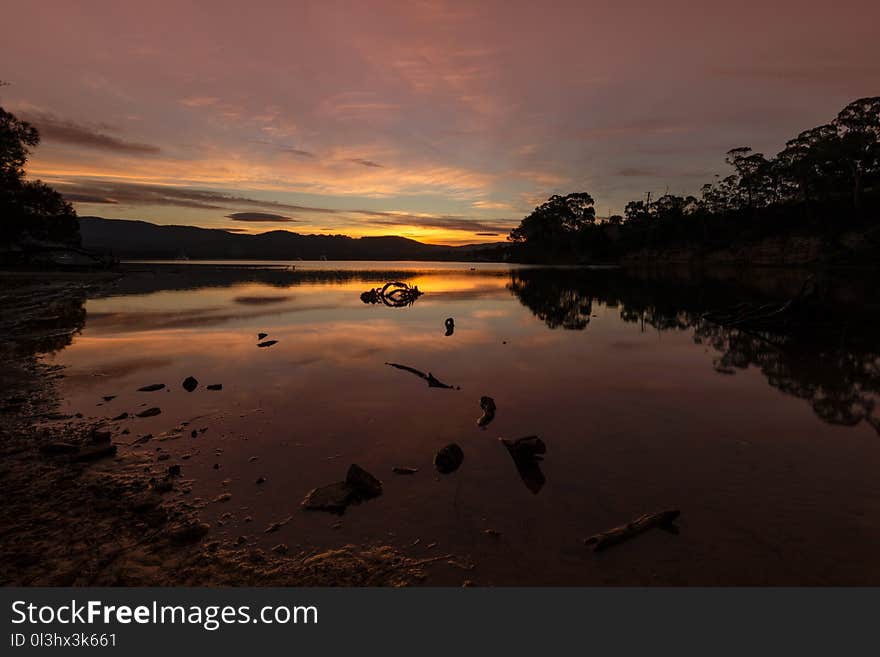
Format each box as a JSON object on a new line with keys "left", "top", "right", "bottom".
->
{"left": 0, "top": 105, "right": 80, "bottom": 248}
{"left": 508, "top": 96, "right": 880, "bottom": 263}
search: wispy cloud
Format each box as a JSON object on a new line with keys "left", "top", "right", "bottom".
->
{"left": 347, "top": 158, "right": 383, "bottom": 168}
{"left": 226, "top": 212, "right": 299, "bottom": 222}
{"left": 20, "top": 111, "right": 161, "bottom": 154}
{"left": 56, "top": 178, "right": 513, "bottom": 235}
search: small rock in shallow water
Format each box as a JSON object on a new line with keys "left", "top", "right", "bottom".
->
{"left": 258, "top": 332, "right": 268, "bottom": 340}
{"left": 41, "top": 442, "right": 79, "bottom": 455}
{"left": 392, "top": 466, "right": 419, "bottom": 475}
{"left": 102, "top": 395, "right": 116, "bottom": 402}
{"left": 71, "top": 444, "right": 117, "bottom": 462}
{"left": 157, "top": 453, "right": 170, "bottom": 461}
{"left": 111, "top": 412, "right": 128, "bottom": 421}
{"left": 182, "top": 376, "right": 199, "bottom": 392}
{"left": 301, "top": 464, "right": 383, "bottom": 514}
{"left": 138, "top": 383, "right": 165, "bottom": 392}
{"left": 271, "top": 543, "right": 288, "bottom": 555}
{"left": 207, "top": 384, "right": 222, "bottom": 391}
{"left": 168, "top": 521, "right": 210, "bottom": 544}
{"left": 168, "top": 464, "right": 181, "bottom": 476}
{"left": 477, "top": 396, "right": 496, "bottom": 428}
{"left": 213, "top": 493, "right": 232, "bottom": 503}
{"left": 257, "top": 340, "right": 278, "bottom": 348}
{"left": 212, "top": 463, "right": 219, "bottom": 470}
{"left": 256, "top": 476, "right": 266, "bottom": 484}
{"left": 434, "top": 443, "right": 464, "bottom": 474}
{"left": 136, "top": 407, "right": 161, "bottom": 418}
{"left": 345, "top": 464, "right": 383, "bottom": 497}
{"left": 89, "top": 430, "right": 112, "bottom": 444}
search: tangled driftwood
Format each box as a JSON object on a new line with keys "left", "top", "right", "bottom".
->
{"left": 361, "top": 282, "right": 423, "bottom": 307}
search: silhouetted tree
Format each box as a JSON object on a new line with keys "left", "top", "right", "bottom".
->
{"left": 0, "top": 106, "right": 80, "bottom": 248}
{"left": 509, "top": 192, "right": 596, "bottom": 261}
{"left": 834, "top": 96, "right": 880, "bottom": 214}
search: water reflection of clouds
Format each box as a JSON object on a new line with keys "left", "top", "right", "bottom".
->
{"left": 83, "top": 304, "right": 338, "bottom": 333}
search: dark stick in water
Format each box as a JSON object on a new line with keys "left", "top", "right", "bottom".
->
{"left": 584, "top": 510, "right": 680, "bottom": 552}
{"left": 385, "top": 362, "right": 457, "bottom": 389}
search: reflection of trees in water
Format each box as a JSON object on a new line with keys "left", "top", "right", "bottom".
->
{"left": 507, "top": 268, "right": 880, "bottom": 435}
{"left": 693, "top": 321, "right": 880, "bottom": 434}
{"left": 507, "top": 270, "right": 593, "bottom": 329}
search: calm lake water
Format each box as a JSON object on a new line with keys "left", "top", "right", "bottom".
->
{"left": 44, "top": 262, "right": 880, "bottom": 584}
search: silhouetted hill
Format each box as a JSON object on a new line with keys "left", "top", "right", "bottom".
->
{"left": 79, "top": 217, "right": 508, "bottom": 261}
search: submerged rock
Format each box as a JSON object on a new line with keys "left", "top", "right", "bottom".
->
{"left": 138, "top": 383, "right": 165, "bottom": 392}
{"left": 302, "top": 464, "right": 383, "bottom": 514}
{"left": 112, "top": 412, "right": 128, "bottom": 421}
{"left": 434, "top": 443, "right": 464, "bottom": 474}
{"left": 500, "top": 436, "right": 547, "bottom": 494}
{"left": 392, "top": 466, "right": 419, "bottom": 475}
{"left": 206, "top": 384, "right": 223, "bottom": 391}
{"left": 182, "top": 376, "right": 199, "bottom": 392}
{"left": 346, "top": 464, "right": 382, "bottom": 497}
{"left": 136, "top": 407, "right": 161, "bottom": 418}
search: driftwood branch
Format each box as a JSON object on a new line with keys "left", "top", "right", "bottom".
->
{"left": 385, "top": 362, "right": 457, "bottom": 389}
{"left": 584, "top": 509, "right": 680, "bottom": 551}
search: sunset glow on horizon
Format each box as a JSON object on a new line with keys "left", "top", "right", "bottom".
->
{"left": 2, "top": 0, "right": 878, "bottom": 244}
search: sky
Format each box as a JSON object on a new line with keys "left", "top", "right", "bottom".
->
{"left": 2, "top": 0, "right": 879, "bottom": 244}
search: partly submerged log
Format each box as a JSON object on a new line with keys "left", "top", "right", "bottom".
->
{"left": 584, "top": 510, "right": 680, "bottom": 552}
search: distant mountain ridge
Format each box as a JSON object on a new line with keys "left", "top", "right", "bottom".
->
{"left": 79, "top": 217, "right": 508, "bottom": 261}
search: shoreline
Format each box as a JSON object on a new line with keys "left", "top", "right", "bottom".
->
{"left": 0, "top": 275, "right": 448, "bottom": 586}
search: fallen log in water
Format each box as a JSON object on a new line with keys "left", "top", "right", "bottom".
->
{"left": 584, "top": 509, "right": 680, "bottom": 552}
